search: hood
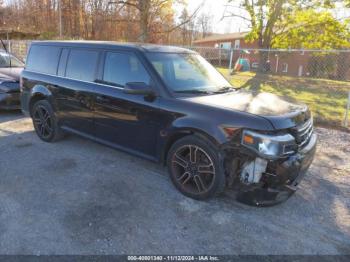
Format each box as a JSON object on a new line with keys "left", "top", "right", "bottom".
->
{"left": 183, "top": 90, "right": 311, "bottom": 130}
{"left": 0, "top": 67, "right": 23, "bottom": 82}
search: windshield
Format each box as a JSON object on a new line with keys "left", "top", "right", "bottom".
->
{"left": 0, "top": 52, "right": 24, "bottom": 68}
{"left": 146, "top": 53, "right": 233, "bottom": 94}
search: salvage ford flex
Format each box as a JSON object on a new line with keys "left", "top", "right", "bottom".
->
{"left": 21, "top": 41, "right": 317, "bottom": 206}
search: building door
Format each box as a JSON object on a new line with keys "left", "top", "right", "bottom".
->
{"left": 298, "top": 65, "right": 303, "bottom": 77}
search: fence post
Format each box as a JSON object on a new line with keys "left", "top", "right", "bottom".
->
{"left": 229, "top": 49, "right": 234, "bottom": 74}
{"left": 344, "top": 91, "right": 350, "bottom": 128}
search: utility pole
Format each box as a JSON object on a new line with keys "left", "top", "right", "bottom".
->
{"left": 58, "top": 0, "right": 62, "bottom": 38}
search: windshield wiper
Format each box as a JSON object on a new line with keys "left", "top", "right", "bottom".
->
{"left": 214, "top": 86, "right": 242, "bottom": 94}
{"left": 174, "top": 89, "right": 212, "bottom": 94}
{"left": 213, "top": 86, "right": 236, "bottom": 94}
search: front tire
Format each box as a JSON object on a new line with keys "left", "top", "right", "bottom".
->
{"left": 31, "top": 100, "right": 63, "bottom": 142}
{"left": 167, "top": 135, "right": 225, "bottom": 200}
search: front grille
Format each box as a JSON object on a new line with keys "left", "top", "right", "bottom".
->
{"left": 291, "top": 118, "right": 314, "bottom": 149}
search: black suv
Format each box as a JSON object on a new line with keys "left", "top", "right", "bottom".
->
{"left": 21, "top": 41, "right": 317, "bottom": 206}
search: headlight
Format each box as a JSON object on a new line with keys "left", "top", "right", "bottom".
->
{"left": 241, "top": 130, "right": 296, "bottom": 159}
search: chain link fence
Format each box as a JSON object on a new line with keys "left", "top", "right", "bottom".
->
{"left": 1, "top": 40, "right": 349, "bottom": 129}
{"left": 1, "top": 40, "right": 32, "bottom": 60}
{"left": 188, "top": 46, "right": 350, "bottom": 129}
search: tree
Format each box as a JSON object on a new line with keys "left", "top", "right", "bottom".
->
{"left": 272, "top": 9, "right": 350, "bottom": 49}
{"left": 225, "top": 0, "right": 345, "bottom": 49}
{"left": 108, "top": 0, "right": 177, "bottom": 42}
{"left": 224, "top": 0, "right": 350, "bottom": 71}
{"left": 0, "top": 0, "right": 4, "bottom": 27}
{"left": 1, "top": 0, "right": 198, "bottom": 43}
{"left": 179, "top": 8, "right": 191, "bottom": 45}
{"left": 111, "top": 0, "right": 202, "bottom": 43}
{"left": 196, "top": 13, "right": 213, "bottom": 38}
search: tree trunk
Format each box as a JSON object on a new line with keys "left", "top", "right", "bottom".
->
{"left": 138, "top": 0, "right": 151, "bottom": 42}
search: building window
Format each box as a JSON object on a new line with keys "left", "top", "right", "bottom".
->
{"left": 251, "top": 62, "right": 259, "bottom": 69}
{"left": 282, "top": 63, "right": 288, "bottom": 73}
{"left": 220, "top": 42, "right": 231, "bottom": 50}
{"left": 234, "top": 39, "right": 240, "bottom": 49}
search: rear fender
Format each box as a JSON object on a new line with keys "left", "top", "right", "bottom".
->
{"left": 29, "top": 85, "right": 57, "bottom": 115}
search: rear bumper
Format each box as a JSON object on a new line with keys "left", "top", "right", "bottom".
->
{"left": 0, "top": 92, "right": 21, "bottom": 110}
{"left": 236, "top": 133, "right": 317, "bottom": 206}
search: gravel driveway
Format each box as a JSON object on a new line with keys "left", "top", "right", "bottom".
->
{"left": 0, "top": 111, "right": 349, "bottom": 255}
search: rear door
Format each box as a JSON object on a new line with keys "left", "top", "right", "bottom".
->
{"left": 55, "top": 48, "right": 100, "bottom": 136}
{"left": 92, "top": 51, "right": 160, "bottom": 159}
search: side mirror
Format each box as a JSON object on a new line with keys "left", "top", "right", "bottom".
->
{"left": 123, "top": 82, "right": 155, "bottom": 96}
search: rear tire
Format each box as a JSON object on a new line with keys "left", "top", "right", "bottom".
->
{"left": 167, "top": 135, "right": 225, "bottom": 200}
{"left": 31, "top": 100, "right": 64, "bottom": 142}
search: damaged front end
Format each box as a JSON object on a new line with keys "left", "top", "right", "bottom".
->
{"left": 222, "top": 118, "right": 317, "bottom": 206}
{"left": 0, "top": 80, "right": 21, "bottom": 110}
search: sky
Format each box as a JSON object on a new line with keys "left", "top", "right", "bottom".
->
{"left": 183, "top": 0, "right": 250, "bottom": 34}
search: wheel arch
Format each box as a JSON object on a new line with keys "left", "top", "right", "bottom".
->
{"left": 29, "top": 85, "right": 55, "bottom": 116}
{"left": 161, "top": 127, "right": 221, "bottom": 165}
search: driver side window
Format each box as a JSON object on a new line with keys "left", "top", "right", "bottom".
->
{"left": 103, "top": 52, "right": 151, "bottom": 88}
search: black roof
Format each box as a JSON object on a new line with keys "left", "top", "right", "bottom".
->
{"left": 31, "top": 41, "right": 196, "bottom": 54}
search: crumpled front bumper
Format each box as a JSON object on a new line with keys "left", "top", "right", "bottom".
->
{"left": 0, "top": 92, "right": 21, "bottom": 110}
{"left": 236, "top": 133, "right": 317, "bottom": 206}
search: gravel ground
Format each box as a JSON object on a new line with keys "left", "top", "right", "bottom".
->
{"left": 0, "top": 111, "right": 349, "bottom": 255}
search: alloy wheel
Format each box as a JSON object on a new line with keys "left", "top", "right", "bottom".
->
{"left": 171, "top": 145, "right": 216, "bottom": 195}
{"left": 33, "top": 105, "right": 53, "bottom": 139}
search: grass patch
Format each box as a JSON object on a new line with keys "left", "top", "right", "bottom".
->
{"left": 218, "top": 68, "right": 350, "bottom": 127}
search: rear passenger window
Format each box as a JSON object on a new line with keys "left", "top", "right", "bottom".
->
{"left": 66, "top": 49, "right": 98, "bottom": 82}
{"left": 26, "top": 45, "right": 60, "bottom": 75}
{"left": 103, "top": 52, "right": 150, "bottom": 87}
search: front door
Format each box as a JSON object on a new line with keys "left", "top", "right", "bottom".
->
{"left": 93, "top": 51, "right": 160, "bottom": 159}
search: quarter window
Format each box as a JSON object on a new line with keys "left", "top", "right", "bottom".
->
{"left": 57, "top": 49, "right": 69, "bottom": 77}
{"left": 103, "top": 52, "right": 150, "bottom": 87}
{"left": 66, "top": 49, "right": 99, "bottom": 82}
{"left": 26, "top": 45, "right": 60, "bottom": 74}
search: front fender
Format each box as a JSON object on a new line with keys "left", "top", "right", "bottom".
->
{"left": 171, "top": 117, "right": 228, "bottom": 145}
{"left": 158, "top": 117, "right": 230, "bottom": 164}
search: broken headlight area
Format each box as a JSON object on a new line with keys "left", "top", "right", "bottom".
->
{"left": 241, "top": 129, "right": 297, "bottom": 159}
{"left": 235, "top": 157, "right": 297, "bottom": 206}
{"left": 223, "top": 130, "right": 317, "bottom": 207}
